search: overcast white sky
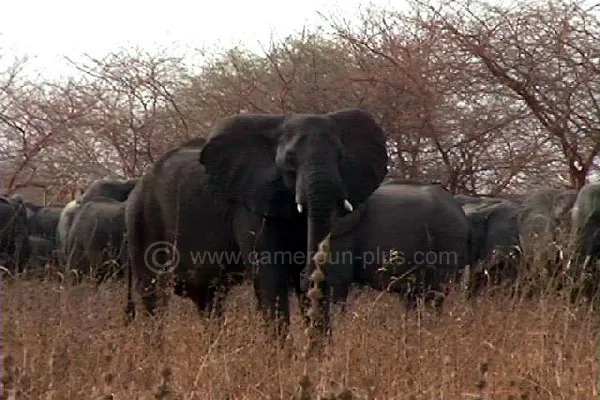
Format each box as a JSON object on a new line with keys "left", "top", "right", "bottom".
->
{"left": 1, "top": 0, "right": 398, "bottom": 79}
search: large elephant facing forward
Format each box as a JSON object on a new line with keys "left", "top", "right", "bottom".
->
{"left": 127, "top": 109, "right": 388, "bottom": 339}
{"left": 327, "top": 180, "right": 470, "bottom": 309}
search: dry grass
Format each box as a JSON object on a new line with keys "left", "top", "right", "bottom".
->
{"left": 1, "top": 276, "right": 598, "bottom": 399}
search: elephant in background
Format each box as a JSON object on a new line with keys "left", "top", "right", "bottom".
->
{"left": 454, "top": 195, "right": 506, "bottom": 216}
{"left": 27, "top": 236, "right": 56, "bottom": 271}
{"left": 327, "top": 180, "right": 470, "bottom": 310}
{"left": 21, "top": 201, "right": 43, "bottom": 219}
{"left": 517, "top": 187, "right": 577, "bottom": 257}
{"left": 457, "top": 187, "right": 577, "bottom": 297}
{"left": 127, "top": 108, "right": 389, "bottom": 341}
{"left": 57, "top": 199, "right": 81, "bottom": 254}
{"left": 65, "top": 196, "right": 129, "bottom": 282}
{"left": 566, "top": 182, "right": 600, "bottom": 300}
{"left": 0, "top": 196, "right": 30, "bottom": 274}
{"left": 80, "top": 179, "right": 138, "bottom": 204}
{"left": 458, "top": 198, "right": 522, "bottom": 296}
{"left": 28, "top": 205, "right": 64, "bottom": 243}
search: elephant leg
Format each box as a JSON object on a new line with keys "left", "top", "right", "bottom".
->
{"left": 255, "top": 259, "right": 292, "bottom": 341}
{"left": 131, "top": 197, "right": 174, "bottom": 320}
{"left": 233, "top": 211, "right": 295, "bottom": 342}
{"left": 188, "top": 282, "right": 219, "bottom": 317}
{"left": 66, "top": 245, "right": 87, "bottom": 285}
{"left": 405, "top": 265, "right": 445, "bottom": 312}
{"left": 581, "top": 255, "right": 599, "bottom": 301}
{"left": 191, "top": 276, "right": 234, "bottom": 319}
{"left": 292, "top": 271, "right": 311, "bottom": 328}
{"left": 137, "top": 270, "right": 172, "bottom": 318}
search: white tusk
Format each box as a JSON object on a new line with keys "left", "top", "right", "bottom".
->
{"left": 343, "top": 199, "right": 353, "bottom": 212}
{"left": 297, "top": 203, "right": 303, "bottom": 213}
{"left": 582, "top": 254, "right": 592, "bottom": 271}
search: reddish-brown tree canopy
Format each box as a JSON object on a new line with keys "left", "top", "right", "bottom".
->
{"left": 1, "top": 0, "right": 598, "bottom": 203}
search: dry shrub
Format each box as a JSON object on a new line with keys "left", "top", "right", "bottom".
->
{"left": 1, "top": 272, "right": 597, "bottom": 399}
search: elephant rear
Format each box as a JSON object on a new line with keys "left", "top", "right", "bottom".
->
{"left": 125, "top": 137, "right": 245, "bottom": 319}
{"left": 66, "top": 196, "right": 127, "bottom": 281}
{"left": 349, "top": 182, "right": 470, "bottom": 305}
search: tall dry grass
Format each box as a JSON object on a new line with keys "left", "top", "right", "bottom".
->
{"left": 1, "top": 273, "right": 597, "bottom": 399}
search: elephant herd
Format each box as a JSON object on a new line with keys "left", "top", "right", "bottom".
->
{"left": 2, "top": 108, "right": 600, "bottom": 343}
{"left": 0, "top": 179, "right": 137, "bottom": 280}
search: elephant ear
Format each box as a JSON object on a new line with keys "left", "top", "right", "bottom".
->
{"left": 199, "top": 113, "right": 288, "bottom": 217}
{"left": 328, "top": 108, "right": 389, "bottom": 206}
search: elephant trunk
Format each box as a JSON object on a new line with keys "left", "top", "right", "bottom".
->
{"left": 302, "top": 165, "right": 346, "bottom": 339}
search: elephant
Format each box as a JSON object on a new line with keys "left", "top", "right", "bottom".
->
{"left": 27, "top": 205, "right": 64, "bottom": 244}
{"left": 57, "top": 199, "right": 81, "bottom": 260}
{"left": 458, "top": 187, "right": 577, "bottom": 296}
{"left": 126, "top": 108, "right": 389, "bottom": 341}
{"left": 65, "top": 196, "right": 128, "bottom": 282}
{"left": 80, "top": 178, "right": 138, "bottom": 204}
{"left": 516, "top": 187, "right": 577, "bottom": 287}
{"left": 125, "top": 137, "right": 248, "bottom": 319}
{"left": 326, "top": 180, "right": 470, "bottom": 309}
{"left": 459, "top": 198, "right": 523, "bottom": 296}
{"left": 27, "top": 235, "right": 56, "bottom": 271}
{"left": 517, "top": 187, "right": 577, "bottom": 255}
{"left": 0, "top": 196, "right": 31, "bottom": 274}
{"left": 22, "top": 201, "right": 43, "bottom": 219}
{"left": 566, "top": 182, "right": 600, "bottom": 300}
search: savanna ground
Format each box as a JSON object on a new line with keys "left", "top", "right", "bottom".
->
{"left": 1, "top": 271, "right": 598, "bottom": 400}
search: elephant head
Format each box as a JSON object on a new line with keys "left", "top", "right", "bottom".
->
{"left": 199, "top": 108, "right": 388, "bottom": 292}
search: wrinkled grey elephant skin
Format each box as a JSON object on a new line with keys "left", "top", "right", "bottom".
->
{"left": 127, "top": 109, "right": 389, "bottom": 340}
{"left": 567, "top": 183, "right": 600, "bottom": 299}
{"left": 0, "top": 196, "right": 30, "bottom": 274}
{"left": 66, "top": 196, "right": 128, "bottom": 282}
{"left": 327, "top": 181, "right": 469, "bottom": 309}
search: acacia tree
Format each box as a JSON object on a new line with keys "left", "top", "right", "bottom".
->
{"left": 180, "top": 29, "right": 372, "bottom": 120}
{"left": 431, "top": 0, "right": 600, "bottom": 189}
{"left": 3, "top": 1, "right": 598, "bottom": 199}
{"left": 0, "top": 55, "right": 94, "bottom": 198}
{"left": 327, "top": 6, "right": 560, "bottom": 194}
{"left": 65, "top": 48, "right": 191, "bottom": 179}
